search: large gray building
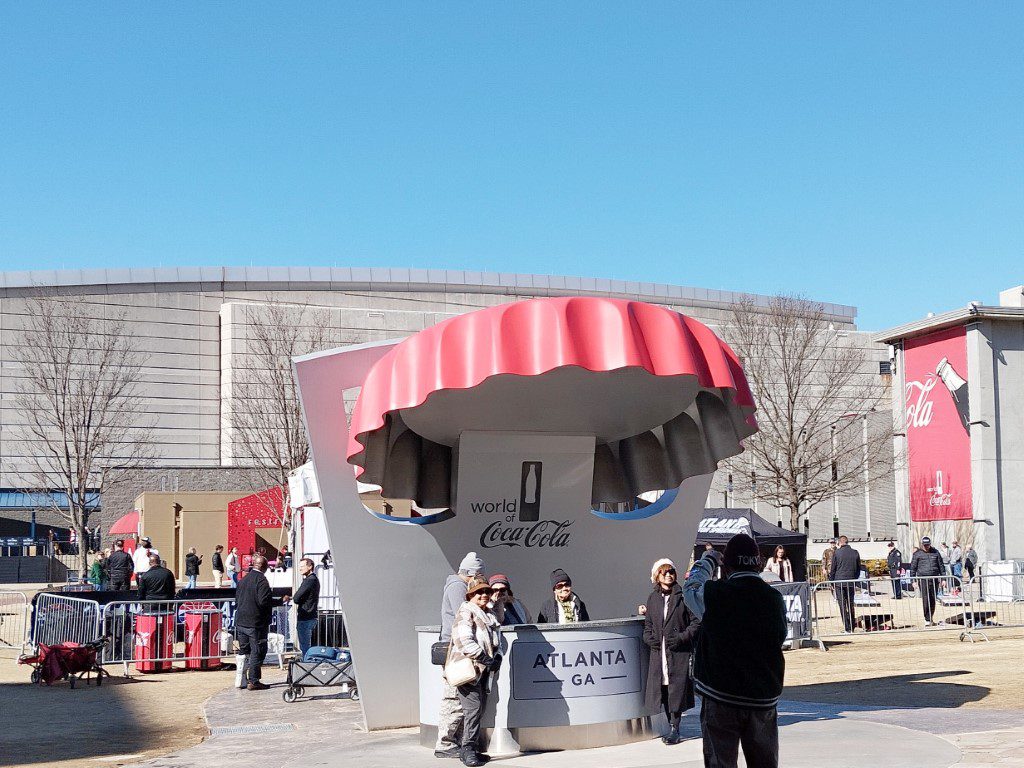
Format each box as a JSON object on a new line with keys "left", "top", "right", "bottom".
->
{"left": 0, "top": 266, "right": 892, "bottom": 541}
{"left": 877, "top": 284, "right": 1024, "bottom": 563}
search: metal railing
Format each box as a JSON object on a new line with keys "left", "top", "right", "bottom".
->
{"left": 960, "top": 573, "right": 1024, "bottom": 640}
{"left": 99, "top": 597, "right": 239, "bottom": 673}
{"left": 314, "top": 596, "right": 348, "bottom": 649}
{"left": 0, "top": 591, "right": 31, "bottom": 654}
{"left": 810, "top": 573, "right": 1024, "bottom": 644}
{"left": 97, "top": 597, "right": 308, "bottom": 673}
{"left": 31, "top": 593, "right": 103, "bottom": 648}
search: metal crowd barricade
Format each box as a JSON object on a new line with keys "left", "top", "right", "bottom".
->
{"left": 31, "top": 593, "right": 103, "bottom": 648}
{"left": 959, "top": 573, "right": 1024, "bottom": 641}
{"left": 100, "top": 596, "right": 238, "bottom": 675}
{"left": 810, "top": 575, "right": 973, "bottom": 644}
{"left": 315, "top": 595, "right": 348, "bottom": 649}
{"left": 0, "top": 590, "right": 31, "bottom": 655}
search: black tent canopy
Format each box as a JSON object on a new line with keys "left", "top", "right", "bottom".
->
{"left": 694, "top": 507, "right": 808, "bottom": 580}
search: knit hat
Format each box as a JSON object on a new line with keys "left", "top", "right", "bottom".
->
{"left": 465, "top": 576, "right": 492, "bottom": 598}
{"left": 488, "top": 573, "right": 511, "bottom": 589}
{"left": 650, "top": 558, "right": 675, "bottom": 583}
{"left": 723, "top": 533, "right": 761, "bottom": 572}
{"left": 550, "top": 568, "right": 572, "bottom": 589}
{"left": 459, "top": 551, "right": 484, "bottom": 575}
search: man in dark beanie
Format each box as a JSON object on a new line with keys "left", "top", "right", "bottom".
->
{"left": 683, "top": 533, "right": 788, "bottom": 768}
{"left": 537, "top": 569, "right": 590, "bottom": 624}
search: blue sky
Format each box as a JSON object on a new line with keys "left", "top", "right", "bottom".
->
{"left": 1, "top": 4, "right": 1021, "bottom": 330}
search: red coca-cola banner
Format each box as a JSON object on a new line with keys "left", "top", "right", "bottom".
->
{"left": 904, "top": 327, "right": 972, "bottom": 521}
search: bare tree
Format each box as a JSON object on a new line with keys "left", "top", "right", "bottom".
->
{"left": 723, "top": 295, "right": 896, "bottom": 531}
{"left": 12, "top": 295, "right": 153, "bottom": 574}
{"left": 230, "top": 302, "right": 336, "bottom": 536}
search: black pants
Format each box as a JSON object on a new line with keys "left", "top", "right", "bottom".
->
{"left": 700, "top": 697, "right": 778, "bottom": 768}
{"left": 835, "top": 584, "right": 856, "bottom": 632}
{"left": 110, "top": 576, "right": 130, "bottom": 591}
{"left": 456, "top": 676, "right": 488, "bottom": 751}
{"left": 920, "top": 580, "right": 939, "bottom": 622}
{"left": 891, "top": 576, "right": 902, "bottom": 599}
{"left": 236, "top": 625, "right": 269, "bottom": 683}
{"left": 661, "top": 685, "right": 682, "bottom": 727}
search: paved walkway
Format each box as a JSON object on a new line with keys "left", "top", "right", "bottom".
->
{"left": 134, "top": 669, "right": 1024, "bottom": 768}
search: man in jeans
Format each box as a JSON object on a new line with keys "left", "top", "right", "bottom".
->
{"left": 684, "top": 533, "right": 787, "bottom": 768}
{"left": 184, "top": 547, "right": 202, "bottom": 590}
{"left": 234, "top": 554, "right": 276, "bottom": 690}
{"left": 291, "top": 558, "right": 320, "bottom": 657}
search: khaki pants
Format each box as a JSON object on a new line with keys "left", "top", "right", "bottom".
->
{"left": 212, "top": 570, "right": 224, "bottom": 588}
{"left": 434, "top": 679, "right": 464, "bottom": 752}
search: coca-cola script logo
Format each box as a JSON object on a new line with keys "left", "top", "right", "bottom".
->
{"left": 905, "top": 377, "right": 937, "bottom": 428}
{"left": 479, "top": 519, "right": 573, "bottom": 549}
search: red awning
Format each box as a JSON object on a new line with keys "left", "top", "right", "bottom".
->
{"left": 108, "top": 510, "right": 139, "bottom": 535}
{"left": 346, "top": 296, "right": 757, "bottom": 508}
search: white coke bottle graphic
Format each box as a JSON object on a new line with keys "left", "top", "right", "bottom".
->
{"left": 935, "top": 357, "right": 970, "bottom": 431}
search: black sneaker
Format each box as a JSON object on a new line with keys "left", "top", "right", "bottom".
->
{"left": 433, "top": 748, "right": 461, "bottom": 759}
{"left": 662, "top": 725, "right": 682, "bottom": 745}
{"left": 460, "top": 747, "right": 483, "bottom": 767}
{"left": 246, "top": 681, "right": 270, "bottom": 691}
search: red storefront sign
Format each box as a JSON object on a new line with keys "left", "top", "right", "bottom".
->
{"left": 227, "top": 486, "right": 286, "bottom": 555}
{"left": 904, "top": 327, "right": 972, "bottom": 521}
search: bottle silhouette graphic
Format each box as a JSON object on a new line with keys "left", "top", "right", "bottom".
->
{"left": 519, "top": 461, "right": 542, "bottom": 522}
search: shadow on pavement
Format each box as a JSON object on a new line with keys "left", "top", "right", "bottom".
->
{"left": 0, "top": 671, "right": 227, "bottom": 767}
{"left": 783, "top": 670, "right": 987, "bottom": 709}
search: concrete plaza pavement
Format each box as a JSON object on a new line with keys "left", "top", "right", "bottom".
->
{"left": 132, "top": 668, "right": 1024, "bottom": 768}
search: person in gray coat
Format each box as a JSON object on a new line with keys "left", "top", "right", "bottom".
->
{"left": 434, "top": 551, "right": 485, "bottom": 759}
{"left": 828, "top": 536, "right": 861, "bottom": 633}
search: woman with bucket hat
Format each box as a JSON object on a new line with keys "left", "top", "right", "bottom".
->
{"left": 447, "top": 577, "right": 502, "bottom": 767}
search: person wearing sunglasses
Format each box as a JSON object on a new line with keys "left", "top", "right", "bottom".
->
{"left": 487, "top": 574, "right": 533, "bottom": 625}
{"left": 643, "top": 558, "right": 701, "bottom": 745}
{"left": 448, "top": 577, "right": 502, "bottom": 767}
{"left": 537, "top": 568, "right": 590, "bottom": 624}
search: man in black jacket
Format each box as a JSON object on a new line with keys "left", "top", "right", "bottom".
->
{"left": 106, "top": 539, "right": 134, "bottom": 591}
{"left": 234, "top": 554, "right": 276, "bottom": 690}
{"left": 137, "top": 554, "right": 177, "bottom": 602}
{"left": 684, "top": 533, "right": 787, "bottom": 768}
{"left": 829, "top": 536, "right": 862, "bottom": 633}
{"left": 910, "top": 536, "right": 946, "bottom": 625}
{"left": 291, "top": 558, "right": 320, "bottom": 657}
{"left": 886, "top": 541, "right": 903, "bottom": 599}
{"left": 211, "top": 545, "right": 225, "bottom": 588}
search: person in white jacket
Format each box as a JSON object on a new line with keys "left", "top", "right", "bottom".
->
{"left": 764, "top": 546, "right": 793, "bottom": 582}
{"left": 226, "top": 546, "right": 241, "bottom": 587}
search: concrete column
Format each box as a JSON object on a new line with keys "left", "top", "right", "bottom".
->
{"left": 966, "top": 320, "right": 1002, "bottom": 561}
{"left": 891, "top": 342, "right": 913, "bottom": 557}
